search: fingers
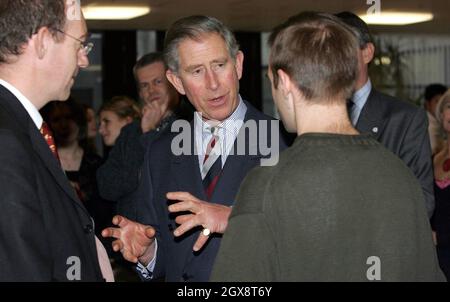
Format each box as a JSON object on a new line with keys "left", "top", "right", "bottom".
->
{"left": 101, "top": 227, "right": 121, "bottom": 240}
{"left": 175, "top": 214, "right": 194, "bottom": 225}
{"left": 112, "top": 215, "right": 127, "bottom": 227}
{"left": 144, "top": 226, "right": 156, "bottom": 239}
{"left": 123, "top": 250, "right": 138, "bottom": 263}
{"left": 173, "top": 217, "right": 198, "bottom": 237}
{"left": 167, "top": 192, "right": 202, "bottom": 213}
{"left": 193, "top": 232, "right": 210, "bottom": 252}
{"left": 166, "top": 191, "right": 197, "bottom": 202}
{"left": 112, "top": 239, "right": 124, "bottom": 252}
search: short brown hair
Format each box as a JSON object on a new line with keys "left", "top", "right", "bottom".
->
{"left": 0, "top": 0, "right": 66, "bottom": 63}
{"left": 269, "top": 12, "right": 359, "bottom": 102}
{"left": 99, "top": 96, "right": 141, "bottom": 121}
{"left": 133, "top": 52, "right": 166, "bottom": 81}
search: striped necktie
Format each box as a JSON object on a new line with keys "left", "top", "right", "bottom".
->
{"left": 202, "top": 126, "right": 222, "bottom": 200}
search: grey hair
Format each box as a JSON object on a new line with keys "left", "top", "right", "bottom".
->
{"left": 163, "top": 15, "right": 240, "bottom": 73}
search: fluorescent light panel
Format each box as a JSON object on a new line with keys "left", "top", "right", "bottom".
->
{"left": 82, "top": 6, "right": 151, "bottom": 20}
{"left": 359, "top": 12, "right": 433, "bottom": 25}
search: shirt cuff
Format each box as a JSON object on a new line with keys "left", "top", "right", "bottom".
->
{"left": 136, "top": 239, "right": 158, "bottom": 280}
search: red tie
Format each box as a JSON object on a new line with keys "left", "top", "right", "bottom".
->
{"left": 40, "top": 122, "right": 60, "bottom": 162}
{"left": 202, "top": 127, "right": 222, "bottom": 200}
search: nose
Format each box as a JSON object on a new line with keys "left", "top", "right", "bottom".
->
{"left": 205, "top": 69, "right": 219, "bottom": 91}
{"left": 78, "top": 51, "right": 90, "bottom": 69}
{"left": 98, "top": 123, "right": 105, "bottom": 136}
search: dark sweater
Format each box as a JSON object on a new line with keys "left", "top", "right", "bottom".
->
{"left": 211, "top": 133, "right": 444, "bottom": 281}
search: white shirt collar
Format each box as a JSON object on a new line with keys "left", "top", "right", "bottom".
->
{"left": 0, "top": 79, "right": 43, "bottom": 129}
{"left": 194, "top": 95, "right": 247, "bottom": 168}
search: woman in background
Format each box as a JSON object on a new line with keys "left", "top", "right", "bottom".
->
{"left": 41, "top": 98, "right": 114, "bottom": 254}
{"left": 432, "top": 89, "right": 450, "bottom": 281}
{"left": 98, "top": 96, "right": 140, "bottom": 147}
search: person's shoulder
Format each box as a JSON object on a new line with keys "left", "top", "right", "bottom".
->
{"left": 121, "top": 120, "right": 142, "bottom": 136}
{"left": 244, "top": 100, "right": 278, "bottom": 122}
{"left": 370, "top": 89, "right": 422, "bottom": 116}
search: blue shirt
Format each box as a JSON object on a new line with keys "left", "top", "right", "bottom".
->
{"left": 350, "top": 79, "right": 372, "bottom": 125}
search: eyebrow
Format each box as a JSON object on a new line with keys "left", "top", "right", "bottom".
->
{"left": 184, "top": 58, "right": 228, "bottom": 72}
{"left": 185, "top": 64, "right": 204, "bottom": 72}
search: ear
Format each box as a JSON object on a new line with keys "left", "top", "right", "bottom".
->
{"left": 234, "top": 51, "right": 244, "bottom": 80}
{"left": 362, "top": 42, "right": 375, "bottom": 65}
{"left": 276, "top": 69, "right": 294, "bottom": 98}
{"left": 33, "top": 27, "right": 52, "bottom": 60}
{"left": 166, "top": 70, "right": 186, "bottom": 95}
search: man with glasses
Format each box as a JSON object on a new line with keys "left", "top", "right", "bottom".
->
{"left": 0, "top": 0, "right": 109, "bottom": 281}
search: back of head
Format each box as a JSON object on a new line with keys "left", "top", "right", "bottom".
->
{"left": 99, "top": 96, "right": 141, "bottom": 121}
{"left": 163, "top": 15, "right": 239, "bottom": 73}
{"left": 0, "top": 0, "right": 66, "bottom": 63}
{"left": 269, "top": 12, "right": 359, "bottom": 102}
{"left": 425, "top": 84, "right": 448, "bottom": 102}
{"left": 335, "top": 11, "right": 373, "bottom": 48}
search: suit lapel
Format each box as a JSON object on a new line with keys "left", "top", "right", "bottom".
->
{"left": 356, "top": 89, "right": 387, "bottom": 140}
{"left": 0, "top": 84, "right": 89, "bottom": 216}
{"left": 170, "top": 122, "right": 206, "bottom": 200}
{"left": 29, "top": 114, "right": 91, "bottom": 216}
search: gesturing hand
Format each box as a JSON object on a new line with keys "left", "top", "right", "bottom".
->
{"left": 102, "top": 215, "right": 156, "bottom": 265}
{"left": 167, "top": 192, "right": 232, "bottom": 252}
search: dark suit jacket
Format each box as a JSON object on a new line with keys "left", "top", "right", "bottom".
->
{"left": 356, "top": 89, "right": 434, "bottom": 217}
{"left": 0, "top": 84, "right": 103, "bottom": 281}
{"left": 135, "top": 101, "right": 287, "bottom": 281}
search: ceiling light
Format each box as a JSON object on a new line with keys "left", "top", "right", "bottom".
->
{"left": 359, "top": 12, "right": 433, "bottom": 25}
{"left": 82, "top": 5, "right": 151, "bottom": 20}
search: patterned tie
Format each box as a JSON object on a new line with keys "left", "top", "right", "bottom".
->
{"left": 202, "top": 126, "right": 222, "bottom": 200}
{"left": 40, "top": 122, "right": 60, "bottom": 162}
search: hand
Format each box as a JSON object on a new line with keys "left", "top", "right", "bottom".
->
{"left": 141, "top": 102, "right": 164, "bottom": 133}
{"left": 102, "top": 215, "right": 156, "bottom": 265}
{"left": 167, "top": 192, "right": 232, "bottom": 252}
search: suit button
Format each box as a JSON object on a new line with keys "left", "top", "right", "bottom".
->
{"left": 182, "top": 273, "right": 191, "bottom": 281}
{"left": 84, "top": 224, "right": 93, "bottom": 234}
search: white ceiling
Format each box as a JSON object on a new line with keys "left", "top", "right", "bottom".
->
{"left": 84, "top": 0, "right": 450, "bottom": 34}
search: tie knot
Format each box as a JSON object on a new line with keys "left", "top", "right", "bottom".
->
{"left": 209, "top": 125, "right": 220, "bottom": 136}
{"left": 40, "top": 121, "right": 51, "bottom": 135}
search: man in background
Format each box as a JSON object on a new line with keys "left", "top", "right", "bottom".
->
{"left": 337, "top": 12, "right": 435, "bottom": 218}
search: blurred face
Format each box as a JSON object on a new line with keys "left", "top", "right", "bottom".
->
{"left": 440, "top": 101, "right": 450, "bottom": 134}
{"left": 98, "top": 111, "right": 131, "bottom": 146}
{"left": 166, "top": 33, "right": 243, "bottom": 122}
{"left": 86, "top": 107, "right": 97, "bottom": 139}
{"left": 46, "top": 12, "right": 90, "bottom": 101}
{"left": 427, "top": 95, "right": 442, "bottom": 116}
{"left": 47, "top": 106, "right": 79, "bottom": 147}
{"left": 136, "top": 62, "right": 179, "bottom": 117}
{"left": 268, "top": 68, "right": 296, "bottom": 133}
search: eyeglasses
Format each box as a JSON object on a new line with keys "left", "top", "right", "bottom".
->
{"left": 56, "top": 29, "right": 94, "bottom": 55}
